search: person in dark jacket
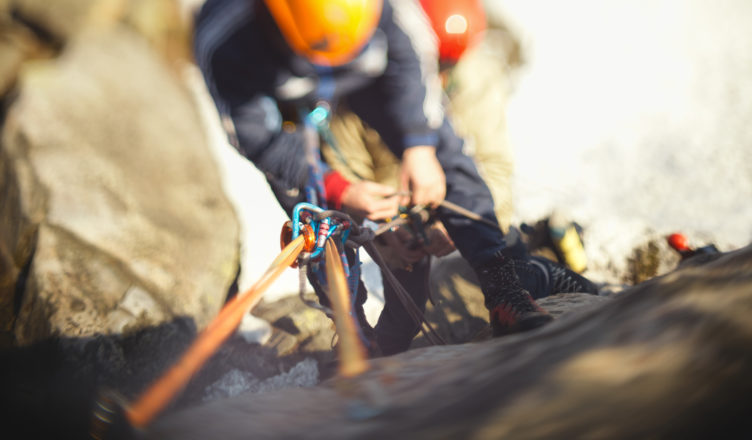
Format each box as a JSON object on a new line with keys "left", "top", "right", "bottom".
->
{"left": 193, "top": 0, "right": 596, "bottom": 356}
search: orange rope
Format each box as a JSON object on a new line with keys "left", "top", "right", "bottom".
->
{"left": 324, "top": 238, "right": 369, "bottom": 378}
{"left": 125, "top": 235, "right": 305, "bottom": 428}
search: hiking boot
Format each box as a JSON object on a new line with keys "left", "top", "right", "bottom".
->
{"left": 475, "top": 251, "right": 554, "bottom": 337}
{"left": 514, "top": 256, "right": 598, "bottom": 299}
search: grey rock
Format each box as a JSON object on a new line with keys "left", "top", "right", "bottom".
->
{"left": 1, "top": 27, "right": 239, "bottom": 344}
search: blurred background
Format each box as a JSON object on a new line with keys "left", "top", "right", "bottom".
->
{"left": 498, "top": 0, "right": 752, "bottom": 275}
{"left": 1, "top": 0, "right": 751, "bottom": 435}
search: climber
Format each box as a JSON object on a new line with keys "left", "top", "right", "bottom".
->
{"left": 193, "top": 0, "right": 598, "bottom": 356}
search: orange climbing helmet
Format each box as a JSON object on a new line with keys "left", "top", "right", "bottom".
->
{"left": 419, "top": 0, "right": 487, "bottom": 65}
{"left": 264, "top": 0, "right": 383, "bottom": 67}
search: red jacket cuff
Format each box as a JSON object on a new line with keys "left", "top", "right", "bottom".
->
{"left": 323, "top": 171, "right": 351, "bottom": 210}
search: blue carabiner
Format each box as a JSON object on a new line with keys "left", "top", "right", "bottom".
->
{"left": 291, "top": 202, "right": 323, "bottom": 240}
{"left": 291, "top": 202, "right": 343, "bottom": 259}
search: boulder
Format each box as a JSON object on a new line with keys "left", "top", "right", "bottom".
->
{"left": 0, "top": 26, "right": 239, "bottom": 344}
{"left": 146, "top": 243, "right": 752, "bottom": 439}
{"left": 252, "top": 294, "right": 338, "bottom": 359}
{"left": 4, "top": 0, "right": 125, "bottom": 42}
{"left": 0, "top": 0, "right": 191, "bottom": 97}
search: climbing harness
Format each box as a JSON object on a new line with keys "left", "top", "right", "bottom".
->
{"left": 281, "top": 202, "right": 369, "bottom": 346}
{"left": 293, "top": 103, "right": 445, "bottom": 343}
{"left": 279, "top": 201, "right": 446, "bottom": 347}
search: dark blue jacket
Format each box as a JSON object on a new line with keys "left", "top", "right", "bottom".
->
{"left": 194, "top": 0, "right": 444, "bottom": 193}
{"left": 194, "top": 0, "right": 508, "bottom": 267}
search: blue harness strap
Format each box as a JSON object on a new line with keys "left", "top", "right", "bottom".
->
{"left": 300, "top": 107, "right": 327, "bottom": 209}
{"left": 296, "top": 94, "right": 371, "bottom": 348}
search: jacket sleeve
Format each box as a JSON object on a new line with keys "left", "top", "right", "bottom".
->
{"left": 228, "top": 92, "right": 310, "bottom": 192}
{"left": 377, "top": 0, "right": 445, "bottom": 153}
{"left": 193, "top": 0, "right": 310, "bottom": 192}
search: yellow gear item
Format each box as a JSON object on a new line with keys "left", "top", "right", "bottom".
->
{"left": 264, "top": 0, "right": 383, "bottom": 66}
{"left": 548, "top": 212, "right": 588, "bottom": 274}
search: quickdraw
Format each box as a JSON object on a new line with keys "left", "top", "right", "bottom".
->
{"left": 280, "top": 202, "right": 369, "bottom": 346}
{"left": 279, "top": 201, "right": 446, "bottom": 348}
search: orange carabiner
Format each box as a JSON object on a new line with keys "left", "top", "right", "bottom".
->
{"left": 280, "top": 221, "right": 316, "bottom": 267}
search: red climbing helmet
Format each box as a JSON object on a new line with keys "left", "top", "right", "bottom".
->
{"left": 419, "top": 0, "right": 487, "bottom": 65}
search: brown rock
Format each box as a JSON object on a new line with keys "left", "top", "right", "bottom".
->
{"left": 146, "top": 244, "right": 752, "bottom": 439}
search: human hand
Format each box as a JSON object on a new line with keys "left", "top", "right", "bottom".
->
{"left": 341, "top": 180, "right": 400, "bottom": 221}
{"left": 400, "top": 145, "right": 446, "bottom": 208}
